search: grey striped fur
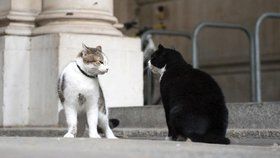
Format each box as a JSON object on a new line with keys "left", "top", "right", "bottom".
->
{"left": 57, "top": 74, "right": 66, "bottom": 103}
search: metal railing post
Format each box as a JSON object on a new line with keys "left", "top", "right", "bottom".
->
{"left": 254, "top": 12, "right": 280, "bottom": 103}
{"left": 141, "top": 30, "right": 193, "bottom": 63}
{"left": 192, "top": 22, "right": 256, "bottom": 102}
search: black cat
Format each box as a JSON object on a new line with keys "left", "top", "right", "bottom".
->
{"left": 148, "top": 44, "right": 230, "bottom": 144}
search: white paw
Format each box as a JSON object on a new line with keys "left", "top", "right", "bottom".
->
{"left": 89, "top": 133, "right": 101, "bottom": 139}
{"left": 107, "top": 135, "right": 118, "bottom": 139}
{"left": 165, "top": 136, "right": 172, "bottom": 141}
{"left": 64, "top": 133, "right": 75, "bottom": 138}
{"left": 186, "top": 138, "right": 193, "bottom": 143}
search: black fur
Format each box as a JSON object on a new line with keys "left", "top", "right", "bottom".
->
{"left": 109, "top": 119, "right": 120, "bottom": 129}
{"left": 150, "top": 44, "right": 230, "bottom": 144}
{"left": 97, "top": 119, "right": 119, "bottom": 133}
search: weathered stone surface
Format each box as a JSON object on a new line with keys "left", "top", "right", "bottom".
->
{"left": 228, "top": 102, "right": 280, "bottom": 129}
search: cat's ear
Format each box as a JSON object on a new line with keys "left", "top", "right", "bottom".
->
{"left": 158, "top": 44, "right": 165, "bottom": 50}
{"left": 82, "top": 43, "right": 90, "bottom": 56}
{"left": 96, "top": 45, "right": 102, "bottom": 51}
{"left": 82, "top": 43, "right": 90, "bottom": 51}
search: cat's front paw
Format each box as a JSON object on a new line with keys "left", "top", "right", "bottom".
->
{"left": 64, "top": 133, "right": 75, "bottom": 138}
{"left": 176, "top": 135, "right": 187, "bottom": 141}
{"left": 107, "top": 135, "right": 118, "bottom": 139}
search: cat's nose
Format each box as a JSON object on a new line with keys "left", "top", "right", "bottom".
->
{"left": 105, "top": 68, "right": 109, "bottom": 72}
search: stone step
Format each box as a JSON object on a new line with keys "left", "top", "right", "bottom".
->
{"left": 109, "top": 102, "right": 280, "bottom": 129}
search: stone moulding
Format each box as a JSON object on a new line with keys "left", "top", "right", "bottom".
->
{"left": 35, "top": 10, "right": 118, "bottom": 24}
{"left": 33, "top": 9, "right": 122, "bottom": 36}
{"left": 0, "top": 11, "right": 39, "bottom": 36}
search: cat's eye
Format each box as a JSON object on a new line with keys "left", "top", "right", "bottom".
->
{"left": 99, "top": 61, "right": 104, "bottom": 64}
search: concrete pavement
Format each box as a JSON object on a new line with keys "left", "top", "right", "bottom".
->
{"left": 0, "top": 137, "right": 279, "bottom": 158}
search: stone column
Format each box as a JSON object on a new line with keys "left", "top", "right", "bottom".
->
{"left": 33, "top": 0, "right": 122, "bottom": 36}
{"left": 0, "top": 0, "right": 45, "bottom": 126}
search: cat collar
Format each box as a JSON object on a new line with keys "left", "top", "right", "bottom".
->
{"left": 76, "top": 63, "right": 97, "bottom": 79}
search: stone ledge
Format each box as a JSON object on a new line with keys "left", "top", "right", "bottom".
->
{"left": 113, "top": 128, "right": 280, "bottom": 140}
{"left": 0, "top": 127, "right": 279, "bottom": 140}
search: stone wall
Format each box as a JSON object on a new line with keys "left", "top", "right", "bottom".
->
{"left": 114, "top": 0, "right": 280, "bottom": 102}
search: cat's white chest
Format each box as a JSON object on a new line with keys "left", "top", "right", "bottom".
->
{"left": 62, "top": 62, "right": 100, "bottom": 95}
{"left": 71, "top": 71, "right": 98, "bottom": 91}
{"left": 159, "top": 65, "right": 166, "bottom": 81}
{"left": 148, "top": 61, "right": 166, "bottom": 82}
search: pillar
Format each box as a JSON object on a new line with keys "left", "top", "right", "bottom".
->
{"left": 0, "top": 0, "right": 48, "bottom": 126}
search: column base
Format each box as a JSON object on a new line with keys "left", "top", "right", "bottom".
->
{"left": 31, "top": 33, "right": 143, "bottom": 126}
{"left": 0, "top": 33, "right": 143, "bottom": 127}
{"left": 0, "top": 35, "right": 59, "bottom": 127}
{"left": 32, "top": 33, "right": 143, "bottom": 108}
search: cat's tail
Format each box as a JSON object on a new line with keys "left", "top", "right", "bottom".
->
{"left": 203, "top": 135, "right": 230, "bottom": 145}
{"left": 97, "top": 118, "right": 120, "bottom": 133}
{"left": 109, "top": 119, "right": 120, "bottom": 129}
